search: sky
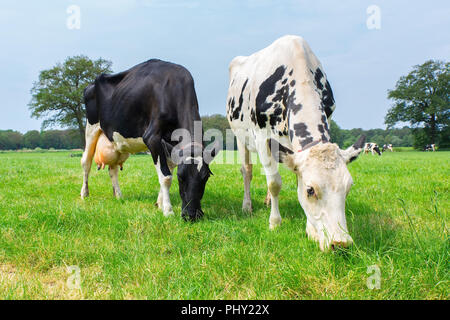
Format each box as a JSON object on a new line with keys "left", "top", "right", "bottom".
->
{"left": 1, "top": 0, "right": 449, "bottom": 133}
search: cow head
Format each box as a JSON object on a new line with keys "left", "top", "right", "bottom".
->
{"left": 272, "top": 135, "right": 365, "bottom": 251}
{"left": 162, "top": 140, "right": 219, "bottom": 221}
{"left": 373, "top": 144, "right": 382, "bottom": 156}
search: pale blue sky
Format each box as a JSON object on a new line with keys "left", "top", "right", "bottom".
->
{"left": 1, "top": 0, "right": 449, "bottom": 132}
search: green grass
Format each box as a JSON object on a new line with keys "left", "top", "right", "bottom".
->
{"left": 0, "top": 150, "right": 448, "bottom": 299}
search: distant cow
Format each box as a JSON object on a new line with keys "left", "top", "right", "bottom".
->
{"left": 364, "top": 143, "right": 381, "bottom": 155}
{"left": 81, "top": 59, "right": 217, "bottom": 221}
{"left": 226, "top": 35, "right": 365, "bottom": 251}
{"left": 425, "top": 144, "right": 436, "bottom": 152}
{"left": 382, "top": 144, "right": 393, "bottom": 152}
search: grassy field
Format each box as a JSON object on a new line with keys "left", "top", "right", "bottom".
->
{"left": 0, "top": 150, "right": 448, "bottom": 299}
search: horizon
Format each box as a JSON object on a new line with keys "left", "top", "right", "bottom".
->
{"left": 1, "top": 1, "right": 449, "bottom": 133}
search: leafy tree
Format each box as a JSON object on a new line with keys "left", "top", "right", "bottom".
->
{"left": 329, "top": 120, "right": 344, "bottom": 147}
{"left": 0, "top": 130, "right": 23, "bottom": 150}
{"left": 29, "top": 55, "right": 112, "bottom": 147}
{"left": 202, "top": 114, "right": 234, "bottom": 149}
{"left": 385, "top": 60, "right": 449, "bottom": 148}
{"left": 22, "top": 130, "right": 41, "bottom": 149}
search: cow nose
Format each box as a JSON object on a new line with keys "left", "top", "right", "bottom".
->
{"left": 182, "top": 208, "right": 204, "bottom": 222}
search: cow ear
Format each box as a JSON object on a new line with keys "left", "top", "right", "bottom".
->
{"left": 203, "top": 139, "right": 222, "bottom": 164}
{"left": 341, "top": 135, "right": 366, "bottom": 164}
{"left": 161, "top": 139, "right": 184, "bottom": 164}
{"left": 268, "top": 139, "right": 295, "bottom": 169}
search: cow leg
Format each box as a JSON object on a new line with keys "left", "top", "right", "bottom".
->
{"left": 237, "top": 140, "right": 253, "bottom": 212}
{"left": 80, "top": 122, "right": 101, "bottom": 199}
{"left": 155, "top": 157, "right": 175, "bottom": 217}
{"left": 108, "top": 165, "right": 122, "bottom": 199}
{"left": 257, "top": 139, "right": 282, "bottom": 230}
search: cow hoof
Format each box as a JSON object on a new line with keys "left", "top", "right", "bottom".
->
{"left": 163, "top": 207, "right": 174, "bottom": 217}
{"left": 269, "top": 216, "right": 281, "bottom": 230}
{"left": 113, "top": 189, "right": 122, "bottom": 199}
{"left": 269, "top": 222, "right": 281, "bottom": 230}
{"left": 80, "top": 188, "right": 89, "bottom": 199}
{"left": 242, "top": 201, "right": 252, "bottom": 213}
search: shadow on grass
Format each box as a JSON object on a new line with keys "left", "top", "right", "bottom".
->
{"left": 346, "top": 200, "right": 398, "bottom": 254}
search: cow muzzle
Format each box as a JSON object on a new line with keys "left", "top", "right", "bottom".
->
{"left": 182, "top": 208, "right": 204, "bottom": 222}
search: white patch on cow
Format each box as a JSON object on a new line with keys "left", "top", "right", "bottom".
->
{"left": 185, "top": 156, "right": 203, "bottom": 172}
{"left": 155, "top": 157, "right": 175, "bottom": 217}
{"left": 112, "top": 132, "right": 148, "bottom": 154}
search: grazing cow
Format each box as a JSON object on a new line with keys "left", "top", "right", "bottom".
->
{"left": 382, "top": 144, "right": 393, "bottom": 152}
{"left": 81, "top": 59, "right": 217, "bottom": 221}
{"left": 226, "top": 35, "right": 365, "bottom": 251}
{"left": 425, "top": 144, "right": 436, "bottom": 152}
{"left": 364, "top": 143, "right": 382, "bottom": 155}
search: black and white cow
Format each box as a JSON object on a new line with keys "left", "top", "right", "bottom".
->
{"left": 226, "top": 35, "right": 365, "bottom": 251}
{"left": 425, "top": 144, "right": 436, "bottom": 152}
{"left": 81, "top": 59, "right": 217, "bottom": 221}
{"left": 382, "top": 144, "right": 393, "bottom": 152}
{"left": 364, "top": 143, "right": 382, "bottom": 155}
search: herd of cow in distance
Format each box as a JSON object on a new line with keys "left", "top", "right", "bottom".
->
{"left": 79, "top": 35, "right": 436, "bottom": 252}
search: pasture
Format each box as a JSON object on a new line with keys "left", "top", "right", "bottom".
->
{"left": 0, "top": 150, "right": 448, "bottom": 299}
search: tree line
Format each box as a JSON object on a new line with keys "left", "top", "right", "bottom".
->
{"left": 0, "top": 129, "right": 83, "bottom": 150}
{"left": 1, "top": 56, "right": 447, "bottom": 151}
{"left": 0, "top": 117, "right": 417, "bottom": 151}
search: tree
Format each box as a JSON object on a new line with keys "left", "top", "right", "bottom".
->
{"left": 29, "top": 55, "right": 113, "bottom": 147}
{"left": 0, "top": 130, "right": 23, "bottom": 150}
{"left": 385, "top": 60, "right": 449, "bottom": 148}
{"left": 22, "top": 130, "right": 41, "bottom": 149}
{"left": 329, "top": 120, "right": 344, "bottom": 147}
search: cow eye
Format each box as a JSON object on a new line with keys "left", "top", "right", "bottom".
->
{"left": 306, "top": 186, "right": 315, "bottom": 197}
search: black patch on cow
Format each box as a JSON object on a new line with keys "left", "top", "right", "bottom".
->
{"left": 228, "top": 97, "right": 235, "bottom": 121}
{"left": 289, "top": 69, "right": 293, "bottom": 76}
{"left": 257, "top": 114, "right": 268, "bottom": 128}
{"left": 273, "top": 83, "right": 289, "bottom": 105}
{"left": 318, "top": 115, "right": 330, "bottom": 142}
{"left": 287, "top": 90, "right": 302, "bottom": 114}
{"left": 318, "top": 124, "right": 329, "bottom": 142}
{"left": 269, "top": 104, "right": 283, "bottom": 128}
{"left": 313, "top": 67, "right": 335, "bottom": 118}
{"left": 290, "top": 80, "right": 296, "bottom": 87}
{"left": 293, "top": 123, "right": 310, "bottom": 138}
{"left": 318, "top": 124, "right": 325, "bottom": 133}
{"left": 229, "top": 97, "right": 235, "bottom": 112}
{"left": 250, "top": 109, "right": 257, "bottom": 125}
{"left": 301, "top": 137, "right": 313, "bottom": 148}
{"left": 232, "top": 79, "right": 248, "bottom": 120}
{"left": 322, "top": 80, "right": 335, "bottom": 118}
{"left": 314, "top": 68, "right": 324, "bottom": 90}
{"left": 282, "top": 79, "right": 288, "bottom": 85}
{"left": 255, "top": 65, "right": 286, "bottom": 128}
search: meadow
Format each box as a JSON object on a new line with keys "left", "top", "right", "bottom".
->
{"left": 0, "top": 150, "right": 448, "bottom": 299}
